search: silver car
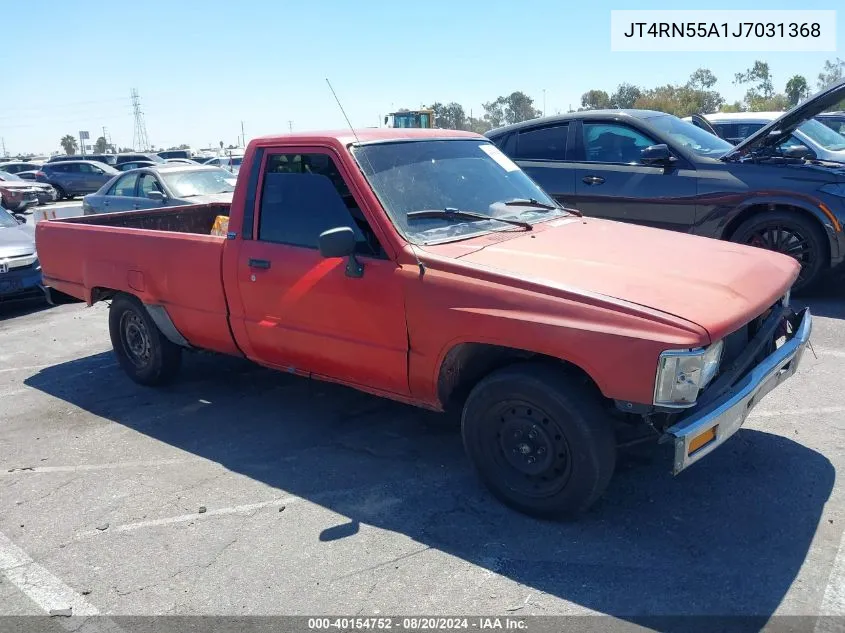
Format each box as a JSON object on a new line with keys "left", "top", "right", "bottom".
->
{"left": 0, "top": 205, "right": 44, "bottom": 302}
{"left": 82, "top": 165, "right": 237, "bottom": 215}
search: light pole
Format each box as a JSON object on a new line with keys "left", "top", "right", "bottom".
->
{"left": 543, "top": 89, "right": 546, "bottom": 117}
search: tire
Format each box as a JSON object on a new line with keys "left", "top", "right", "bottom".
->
{"left": 108, "top": 293, "right": 182, "bottom": 386}
{"left": 461, "top": 362, "right": 616, "bottom": 519}
{"left": 729, "top": 211, "right": 827, "bottom": 293}
{"left": 52, "top": 185, "right": 66, "bottom": 200}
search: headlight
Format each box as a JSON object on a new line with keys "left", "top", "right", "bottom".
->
{"left": 653, "top": 340, "right": 724, "bottom": 407}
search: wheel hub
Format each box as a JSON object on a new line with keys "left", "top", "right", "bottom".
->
{"left": 500, "top": 414, "right": 555, "bottom": 476}
{"left": 121, "top": 312, "right": 151, "bottom": 367}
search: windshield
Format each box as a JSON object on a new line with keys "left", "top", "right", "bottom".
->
{"left": 645, "top": 114, "right": 734, "bottom": 157}
{"left": 161, "top": 168, "right": 237, "bottom": 197}
{"left": 0, "top": 207, "right": 18, "bottom": 228}
{"left": 352, "top": 139, "right": 567, "bottom": 244}
{"left": 797, "top": 118, "right": 845, "bottom": 151}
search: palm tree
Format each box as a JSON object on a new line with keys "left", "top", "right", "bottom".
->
{"left": 60, "top": 135, "right": 78, "bottom": 155}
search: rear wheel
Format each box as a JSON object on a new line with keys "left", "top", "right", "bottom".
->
{"left": 52, "top": 185, "right": 66, "bottom": 200}
{"left": 461, "top": 363, "right": 616, "bottom": 519}
{"left": 108, "top": 294, "right": 182, "bottom": 386}
{"left": 730, "top": 211, "right": 827, "bottom": 292}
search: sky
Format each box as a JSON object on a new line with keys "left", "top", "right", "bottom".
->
{"left": 2, "top": 0, "right": 843, "bottom": 155}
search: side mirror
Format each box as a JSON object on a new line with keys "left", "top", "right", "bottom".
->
{"left": 318, "top": 226, "right": 363, "bottom": 278}
{"left": 640, "top": 144, "right": 676, "bottom": 169}
{"left": 146, "top": 190, "right": 165, "bottom": 202}
{"left": 783, "top": 144, "right": 812, "bottom": 159}
{"left": 14, "top": 213, "right": 26, "bottom": 224}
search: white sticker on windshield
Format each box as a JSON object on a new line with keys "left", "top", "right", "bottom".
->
{"left": 479, "top": 143, "right": 520, "bottom": 172}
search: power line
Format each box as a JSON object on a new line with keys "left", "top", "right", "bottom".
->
{"left": 131, "top": 88, "right": 150, "bottom": 151}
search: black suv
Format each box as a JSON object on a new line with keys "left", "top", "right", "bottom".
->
{"left": 487, "top": 80, "right": 845, "bottom": 291}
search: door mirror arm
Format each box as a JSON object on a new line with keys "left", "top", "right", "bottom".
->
{"left": 318, "top": 226, "right": 363, "bottom": 278}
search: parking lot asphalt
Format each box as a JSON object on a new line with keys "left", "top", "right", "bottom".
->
{"left": 0, "top": 288, "right": 844, "bottom": 630}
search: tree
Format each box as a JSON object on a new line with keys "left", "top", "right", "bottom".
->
{"left": 467, "top": 116, "right": 492, "bottom": 134}
{"left": 610, "top": 83, "right": 642, "bottom": 109}
{"left": 817, "top": 57, "right": 844, "bottom": 89}
{"left": 688, "top": 68, "right": 718, "bottom": 90}
{"left": 734, "top": 60, "right": 775, "bottom": 104}
{"left": 580, "top": 89, "right": 610, "bottom": 110}
{"left": 428, "top": 101, "right": 467, "bottom": 130}
{"left": 60, "top": 135, "right": 78, "bottom": 155}
{"left": 482, "top": 97, "right": 505, "bottom": 129}
{"left": 501, "top": 91, "right": 541, "bottom": 124}
{"left": 94, "top": 136, "right": 108, "bottom": 153}
{"left": 721, "top": 101, "right": 745, "bottom": 113}
{"left": 785, "top": 75, "right": 810, "bottom": 106}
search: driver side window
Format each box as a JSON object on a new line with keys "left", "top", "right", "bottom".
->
{"left": 583, "top": 123, "right": 657, "bottom": 164}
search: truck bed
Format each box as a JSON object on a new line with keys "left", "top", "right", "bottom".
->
{"left": 36, "top": 203, "right": 240, "bottom": 356}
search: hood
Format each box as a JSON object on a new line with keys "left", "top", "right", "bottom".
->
{"left": 0, "top": 181, "right": 38, "bottom": 190}
{"left": 725, "top": 78, "right": 845, "bottom": 159}
{"left": 0, "top": 222, "right": 36, "bottom": 256}
{"left": 177, "top": 192, "right": 234, "bottom": 204}
{"left": 442, "top": 218, "right": 797, "bottom": 342}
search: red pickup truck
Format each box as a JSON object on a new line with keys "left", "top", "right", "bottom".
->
{"left": 36, "top": 128, "right": 812, "bottom": 518}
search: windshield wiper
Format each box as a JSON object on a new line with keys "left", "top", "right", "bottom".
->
{"left": 501, "top": 198, "right": 558, "bottom": 210}
{"left": 406, "top": 208, "right": 532, "bottom": 230}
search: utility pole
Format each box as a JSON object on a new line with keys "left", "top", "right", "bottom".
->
{"left": 543, "top": 89, "right": 546, "bottom": 117}
{"left": 240, "top": 121, "right": 245, "bottom": 148}
{"left": 0, "top": 138, "right": 6, "bottom": 158}
{"left": 288, "top": 120, "right": 293, "bottom": 133}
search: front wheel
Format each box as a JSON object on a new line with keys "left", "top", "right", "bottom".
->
{"left": 730, "top": 211, "right": 827, "bottom": 292}
{"left": 52, "top": 185, "right": 66, "bottom": 200}
{"left": 461, "top": 363, "right": 616, "bottom": 519}
{"left": 108, "top": 294, "right": 182, "bottom": 386}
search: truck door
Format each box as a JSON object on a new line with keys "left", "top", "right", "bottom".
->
{"left": 227, "top": 148, "right": 410, "bottom": 396}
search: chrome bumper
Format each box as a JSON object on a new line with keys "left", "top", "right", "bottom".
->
{"left": 665, "top": 308, "right": 812, "bottom": 475}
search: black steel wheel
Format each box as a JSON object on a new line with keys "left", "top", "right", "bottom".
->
{"left": 461, "top": 363, "right": 616, "bottom": 519}
{"left": 731, "top": 211, "right": 827, "bottom": 292}
{"left": 108, "top": 293, "right": 182, "bottom": 386}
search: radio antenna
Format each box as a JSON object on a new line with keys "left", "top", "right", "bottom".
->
{"left": 324, "top": 77, "right": 426, "bottom": 278}
{"left": 326, "top": 78, "right": 361, "bottom": 146}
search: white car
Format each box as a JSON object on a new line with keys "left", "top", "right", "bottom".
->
{"left": 694, "top": 111, "right": 845, "bottom": 162}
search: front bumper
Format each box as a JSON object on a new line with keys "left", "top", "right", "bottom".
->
{"left": 665, "top": 307, "right": 812, "bottom": 474}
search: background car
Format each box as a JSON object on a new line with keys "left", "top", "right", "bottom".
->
{"left": 157, "top": 149, "right": 193, "bottom": 160}
{"left": 817, "top": 111, "right": 845, "bottom": 135}
{"left": 82, "top": 165, "right": 237, "bottom": 214}
{"left": 35, "top": 160, "right": 119, "bottom": 200}
{"left": 115, "top": 153, "right": 165, "bottom": 166}
{"left": 116, "top": 161, "right": 157, "bottom": 172}
{"left": 0, "top": 205, "right": 43, "bottom": 303}
{"left": 203, "top": 155, "right": 242, "bottom": 174}
{"left": 0, "top": 161, "right": 43, "bottom": 175}
{"left": 700, "top": 112, "right": 845, "bottom": 161}
{"left": 0, "top": 181, "right": 40, "bottom": 212}
{"left": 486, "top": 79, "right": 845, "bottom": 291}
{"left": 0, "top": 172, "right": 56, "bottom": 204}
{"left": 48, "top": 154, "right": 117, "bottom": 167}
{"left": 163, "top": 158, "right": 200, "bottom": 165}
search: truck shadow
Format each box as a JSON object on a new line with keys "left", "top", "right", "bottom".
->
{"left": 25, "top": 352, "right": 834, "bottom": 631}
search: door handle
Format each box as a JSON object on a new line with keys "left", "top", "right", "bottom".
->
{"left": 248, "top": 258, "right": 271, "bottom": 269}
{"left": 582, "top": 175, "right": 605, "bottom": 185}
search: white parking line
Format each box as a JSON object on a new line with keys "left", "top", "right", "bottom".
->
{"left": 79, "top": 496, "right": 298, "bottom": 537}
{"left": 751, "top": 406, "right": 845, "bottom": 418}
{"left": 819, "top": 529, "right": 845, "bottom": 616}
{"left": 0, "top": 530, "right": 99, "bottom": 616}
{"left": 1, "top": 457, "right": 202, "bottom": 475}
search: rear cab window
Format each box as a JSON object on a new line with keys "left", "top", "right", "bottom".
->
{"left": 515, "top": 124, "right": 569, "bottom": 161}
